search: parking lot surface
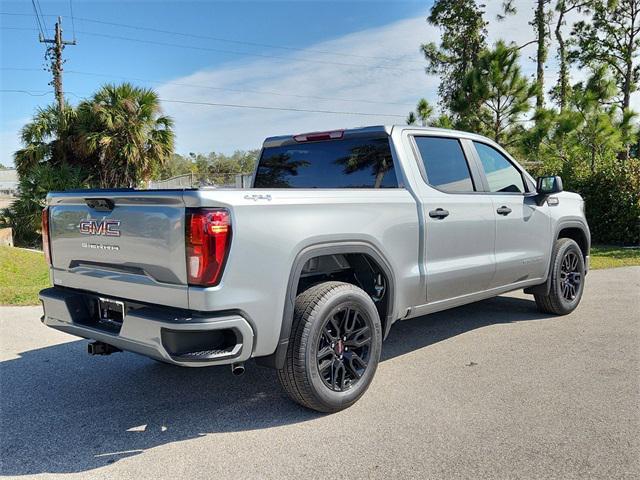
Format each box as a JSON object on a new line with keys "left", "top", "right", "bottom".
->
{"left": 1, "top": 267, "right": 638, "bottom": 479}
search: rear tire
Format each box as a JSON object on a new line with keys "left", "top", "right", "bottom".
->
{"left": 534, "top": 238, "right": 585, "bottom": 315}
{"left": 277, "top": 281, "right": 382, "bottom": 413}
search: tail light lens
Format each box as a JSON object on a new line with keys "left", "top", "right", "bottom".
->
{"left": 186, "top": 208, "right": 231, "bottom": 286}
{"left": 41, "top": 207, "right": 52, "bottom": 266}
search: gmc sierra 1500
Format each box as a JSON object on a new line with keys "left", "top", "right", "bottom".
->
{"left": 39, "top": 125, "right": 589, "bottom": 412}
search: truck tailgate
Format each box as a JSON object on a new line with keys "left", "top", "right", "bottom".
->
{"left": 47, "top": 190, "right": 189, "bottom": 309}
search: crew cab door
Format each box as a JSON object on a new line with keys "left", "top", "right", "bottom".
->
{"left": 408, "top": 134, "right": 496, "bottom": 304}
{"left": 470, "top": 141, "right": 551, "bottom": 288}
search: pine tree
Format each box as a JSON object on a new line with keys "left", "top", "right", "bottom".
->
{"left": 421, "top": 0, "right": 487, "bottom": 117}
{"left": 570, "top": 0, "right": 640, "bottom": 112}
{"left": 453, "top": 42, "right": 537, "bottom": 143}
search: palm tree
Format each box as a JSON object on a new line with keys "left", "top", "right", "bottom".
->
{"left": 406, "top": 99, "right": 435, "bottom": 127}
{"left": 416, "top": 98, "right": 434, "bottom": 126}
{"left": 335, "top": 142, "right": 393, "bottom": 188}
{"left": 1, "top": 163, "right": 86, "bottom": 246}
{"left": 78, "top": 83, "right": 174, "bottom": 187}
{"left": 13, "top": 105, "right": 84, "bottom": 179}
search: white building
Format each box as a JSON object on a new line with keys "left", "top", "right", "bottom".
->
{"left": 0, "top": 169, "right": 18, "bottom": 195}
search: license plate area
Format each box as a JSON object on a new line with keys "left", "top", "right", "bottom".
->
{"left": 95, "top": 297, "right": 125, "bottom": 333}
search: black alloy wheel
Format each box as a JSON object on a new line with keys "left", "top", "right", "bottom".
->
{"left": 560, "top": 250, "right": 582, "bottom": 301}
{"left": 277, "top": 281, "right": 382, "bottom": 413}
{"left": 316, "top": 305, "right": 372, "bottom": 392}
{"left": 534, "top": 238, "right": 585, "bottom": 315}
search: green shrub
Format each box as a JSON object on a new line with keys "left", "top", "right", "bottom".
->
{"left": 574, "top": 160, "right": 640, "bottom": 245}
{"left": 526, "top": 158, "right": 639, "bottom": 245}
{"left": 0, "top": 163, "right": 88, "bottom": 247}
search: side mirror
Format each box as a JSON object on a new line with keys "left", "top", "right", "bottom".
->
{"left": 536, "top": 175, "right": 563, "bottom": 195}
{"left": 535, "top": 175, "right": 563, "bottom": 205}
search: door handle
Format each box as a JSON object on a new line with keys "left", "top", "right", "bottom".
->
{"left": 429, "top": 208, "right": 450, "bottom": 219}
{"left": 496, "top": 206, "right": 512, "bottom": 216}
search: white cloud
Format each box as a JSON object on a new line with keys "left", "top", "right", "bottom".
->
{"left": 157, "top": 2, "right": 593, "bottom": 155}
{"left": 157, "top": 16, "right": 438, "bottom": 154}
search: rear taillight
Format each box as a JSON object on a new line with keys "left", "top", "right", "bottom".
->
{"left": 41, "top": 207, "right": 51, "bottom": 266}
{"left": 185, "top": 208, "right": 231, "bottom": 286}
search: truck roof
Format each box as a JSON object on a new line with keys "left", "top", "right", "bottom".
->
{"left": 263, "top": 125, "right": 496, "bottom": 148}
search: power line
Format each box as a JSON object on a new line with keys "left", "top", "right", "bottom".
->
{"left": 68, "top": 0, "right": 76, "bottom": 42}
{"left": 0, "top": 89, "right": 406, "bottom": 118}
{"left": 1, "top": 27, "right": 40, "bottom": 32}
{"left": 71, "top": 29, "right": 422, "bottom": 73}
{"left": 159, "top": 98, "right": 407, "bottom": 117}
{"left": 64, "top": 69, "right": 416, "bottom": 107}
{"left": 0, "top": 89, "right": 53, "bottom": 96}
{"left": 0, "top": 11, "right": 423, "bottom": 66}
{"left": 1, "top": 66, "right": 415, "bottom": 107}
{"left": 29, "top": 0, "right": 44, "bottom": 39}
{"left": 72, "top": 16, "right": 424, "bottom": 65}
{"left": 1, "top": 24, "right": 421, "bottom": 72}
{"left": 0, "top": 67, "right": 43, "bottom": 72}
{"left": 35, "top": 0, "right": 49, "bottom": 37}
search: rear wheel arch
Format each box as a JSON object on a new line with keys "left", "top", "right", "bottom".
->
{"left": 256, "top": 241, "right": 396, "bottom": 369}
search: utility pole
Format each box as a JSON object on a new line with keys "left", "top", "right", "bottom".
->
{"left": 40, "top": 16, "right": 76, "bottom": 113}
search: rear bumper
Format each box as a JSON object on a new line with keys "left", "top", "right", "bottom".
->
{"left": 39, "top": 287, "right": 254, "bottom": 367}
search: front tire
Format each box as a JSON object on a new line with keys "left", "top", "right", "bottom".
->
{"left": 534, "top": 238, "right": 585, "bottom": 315}
{"left": 277, "top": 281, "right": 382, "bottom": 413}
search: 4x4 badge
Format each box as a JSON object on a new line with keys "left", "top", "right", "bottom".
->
{"left": 244, "top": 194, "right": 272, "bottom": 202}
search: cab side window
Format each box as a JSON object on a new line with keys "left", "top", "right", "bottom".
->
{"left": 414, "top": 136, "right": 475, "bottom": 193}
{"left": 474, "top": 142, "right": 525, "bottom": 193}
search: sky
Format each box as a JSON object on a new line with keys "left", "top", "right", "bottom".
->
{"left": 0, "top": 0, "right": 630, "bottom": 167}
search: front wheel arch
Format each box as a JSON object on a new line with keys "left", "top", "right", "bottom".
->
{"left": 525, "top": 222, "right": 590, "bottom": 296}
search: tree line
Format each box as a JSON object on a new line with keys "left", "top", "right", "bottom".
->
{"left": 407, "top": 0, "right": 640, "bottom": 244}
{"left": 154, "top": 150, "right": 259, "bottom": 186}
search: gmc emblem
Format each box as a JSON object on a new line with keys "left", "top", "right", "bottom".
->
{"left": 79, "top": 219, "right": 121, "bottom": 237}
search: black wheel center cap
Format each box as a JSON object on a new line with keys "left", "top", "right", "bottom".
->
{"left": 335, "top": 339, "right": 345, "bottom": 356}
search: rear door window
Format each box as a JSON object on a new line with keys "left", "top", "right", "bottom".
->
{"left": 254, "top": 136, "right": 398, "bottom": 188}
{"left": 413, "top": 136, "right": 475, "bottom": 193}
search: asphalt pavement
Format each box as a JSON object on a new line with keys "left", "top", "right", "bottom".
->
{"left": 1, "top": 267, "right": 638, "bottom": 479}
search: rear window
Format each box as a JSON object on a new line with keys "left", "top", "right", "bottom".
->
{"left": 254, "top": 136, "right": 398, "bottom": 188}
{"left": 413, "top": 136, "right": 475, "bottom": 193}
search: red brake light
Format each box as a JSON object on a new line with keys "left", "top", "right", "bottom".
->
{"left": 42, "top": 207, "right": 51, "bottom": 266}
{"left": 293, "top": 130, "right": 344, "bottom": 142}
{"left": 186, "top": 208, "right": 231, "bottom": 286}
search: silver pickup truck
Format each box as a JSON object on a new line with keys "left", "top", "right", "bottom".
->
{"left": 39, "top": 125, "right": 590, "bottom": 412}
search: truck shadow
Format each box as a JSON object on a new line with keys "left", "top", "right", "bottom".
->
{"left": 1, "top": 295, "right": 553, "bottom": 475}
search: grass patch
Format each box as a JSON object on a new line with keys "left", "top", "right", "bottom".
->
{"left": 590, "top": 245, "right": 640, "bottom": 270}
{"left": 0, "top": 246, "right": 50, "bottom": 305}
